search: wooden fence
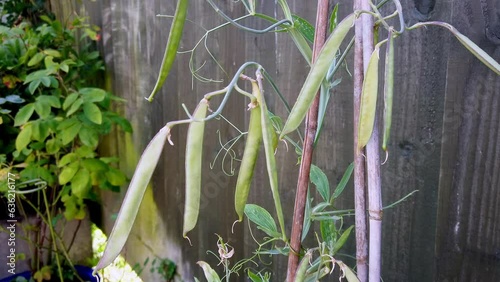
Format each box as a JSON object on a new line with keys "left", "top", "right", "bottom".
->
{"left": 51, "top": 0, "right": 500, "bottom": 281}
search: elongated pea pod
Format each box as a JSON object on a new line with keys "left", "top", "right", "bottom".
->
{"left": 358, "top": 44, "right": 381, "bottom": 150}
{"left": 234, "top": 99, "right": 262, "bottom": 221}
{"left": 410, "top": 22, "right": 500, "bottom": 75}
{"left": 280, "top": 14, "right": 356, "bottom": 138}
{"left": 183, "top": 99, "right": 208, "bottom": 238}
{"left": 146, "top": 0, "right": 189, "bottom": 102}
{"left": 93, "top": 126, "right": 170, "bottom": 273}
{"left": 253, "top": 80, "right": 286, "bottom": 241}
{"left": 382, "top": 31, "right": 395, "bottom": 151}
{"left": 294, "top": 251, "right": 312, "bottom": 282}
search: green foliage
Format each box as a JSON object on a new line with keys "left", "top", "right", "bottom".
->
{"left": 0, "top": 14, "right": 131, "bottom": 220}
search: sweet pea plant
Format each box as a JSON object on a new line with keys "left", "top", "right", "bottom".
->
{"left": 93, "top": 0, "right": 499, "bottom": 281}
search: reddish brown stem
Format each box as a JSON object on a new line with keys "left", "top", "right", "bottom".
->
{"left": 353, "top": 0, "right": 369, "bottom": 281}
{"left": 286, "top": 0, "right": 329, "bottom": 281}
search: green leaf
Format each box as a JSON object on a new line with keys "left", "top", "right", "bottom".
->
{"left": 59, "top": 162, "right": 79, "bottom": 185}
{"left": 75, "top": 146, "right": 95, "bottom": 158}
{"left": 40, "top": 76, "right": 51, "bottom": 87}
{"left": 61, "top": 194, "right": 86, "bottom": 220}
{"left": 46, "top": 138, "right": 60, "bottom": 154}
{"left": 81, "top": 159, "right": 108, "bottom": 172}
{"left": 106, "top": 167, "right": 126, "bottom": 186}
{"left": 328, "top": 4, "right": 339, "bottom": 33}
{"left": 83, "top": 102, "right": 102, "bottom": 124}
{"left": 310, "top": 164, "right": 329, "bottom": 202}
{"left": 71, "top": 168, "right": 90, "bottom": 198}
{"left": 332, "top": 225, "right": 354, "bottom": 255}
{"left": 39, "top": 95, "right": 61, "bottom": 108}
{"left": 24, "top": 69, "right": 51, "bottom": 83}
{"left": 27, "top": 52, "right": 45, "bottom": 66}
{"left": 79, "top": 88, "right": 106, "bottom": 102}
{"left": 58, "top": 153, "right": 78, "bottom": 167}
{"left": 14, "top": 103, "right": 35, "bottom": 126}
{"left": 292, "top": 14, "right": 315, "bottom": 44}
{"left": 320, "top": 219, "right": 336, "bottom": 245}
{"left": 197, "top": 261, "right": 221, "bottom": 282}
{"left": 43, "top": 49, "right": 61, "bottom": 57}
{"left": 34, "top": 98, "right": 51, "bottom": 119}
{"left": 66, "top": 98, "right": 83, "bottom": 117}
{"left": 78, "top": 126, "right": 99, "bottom": 148}
{"left": 244, "top": 204, "right": 281, "bottom": 238}
{"left": 332, "top": 162, "right": 354, "bottom": 200}
{"left": 31, "top": 120, "right": 49, "bottom": 142}
{"left": 59, "top": 121, "right": 82, "bottom": 145}
{"left": 28, "top": 80, "right": 41, "bottom": 94}
{"left": 16, "top": 124, "right": 32, "bottom": 151}
{"left": 63, "top": 93, "right": 80, "bottom": 110}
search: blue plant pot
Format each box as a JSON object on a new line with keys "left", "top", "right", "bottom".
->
{"left": 0, "top": 265, "right": 99, "bottom": 282}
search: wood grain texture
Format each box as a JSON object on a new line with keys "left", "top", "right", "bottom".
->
{"left": 52, "top": 0, "right": 500, "bottom": 281}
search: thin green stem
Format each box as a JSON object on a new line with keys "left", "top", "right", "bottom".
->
{"left": 206, "top": 0, "right": 292, "bottom": 34}
{"left": 42, "top": 190, "right": 64, "bottom": 282}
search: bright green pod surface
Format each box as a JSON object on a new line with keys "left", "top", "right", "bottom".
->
{"left": 358, "top": 46, "right": 380, "bottom": 150}
{"left": 94, "top": 125, "right": 169, "bottom": 273}
{"left": 234, "top": 102, "right": 262, "bottom": 221}
{"left": 253, "top": 81, "right": 286, "bottom": 241}
{"left": 280, "top": 14, "right": 355, "bottom": 138}
{"left": 146, "top": 0, "right": 189, "bottom": 101}
{"left": 183, "top": 100, "right": 208, "bottom": 237}
{"left": 293, "top": 251, "right": 312, "bottom": 282}
{"left": 383, "top": 32, "right": 395, "bottom": 151}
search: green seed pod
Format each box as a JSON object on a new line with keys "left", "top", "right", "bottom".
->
{"left": 234, "top": 100, "right": 262, "bottom": 221}
{"left": 183, "top": 99, "right": 208, "bottom": 238}
{"left": 280, "top": 14, "right": 355, "bottom": 138}
{"left": 294, "top": 251, "right": 312, "bottom": 282}
{"left": 146, "top": 0, "right": 189, "bottom": 101}
{"left": 383, "top": 31, "right": 395, "bottom": 151}
{"left": 94, "top": 125, "right": 170, "bottom": 273}
{"left": 358, "top": 45, "right": 380, "bottom": 150}
{"left": 253, "top": 81, "right": 286, "bottom": 240}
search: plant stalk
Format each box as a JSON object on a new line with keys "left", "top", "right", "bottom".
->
{"left": 361, "top": 0, "right": 383, "bottom": 281}
{"left": 353, "top": 0, "right": 369, "bottom": 281}
{"left": 286, "top": 0, "right": 329, "bottom": 280}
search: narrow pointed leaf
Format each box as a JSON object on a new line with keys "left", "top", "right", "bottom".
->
{"left": 244, "top": 204, "right": 280, "bottom": 238}
{"left": 310, "top": 165, "right": 329, "bottom": 202}
{"left": 93, "top": 125, "right": 169, "bottom": 273}
{"left": 332, "top": 225, "right": 354, "bottom": 255}
{"left": 331, "top": 162, "right": 354, "bottom": 201}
